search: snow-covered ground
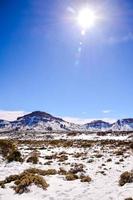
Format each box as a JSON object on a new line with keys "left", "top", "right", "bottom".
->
{"left": 0, "top": 139, "right": 133, "bottom": 200}
{"left": 0, "top": 131, "right": 132, "bottom": 141}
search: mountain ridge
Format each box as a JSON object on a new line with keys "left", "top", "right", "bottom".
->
{"left": 0, "top": 111, "right": 133, "bottom": 132}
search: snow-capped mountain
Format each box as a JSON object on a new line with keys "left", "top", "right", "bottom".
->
{"left": 0, "top": 111, "right": 133, "bottom": 132}
{"left": 82, "top": 120, "right": 112, "bottom": 131}
{"left": 112, "top": 118, "right": 133, "bottom": 131}
{"left": 0, "top": 120, "right": 12, "bottom": 130}
{"left": 10, "top": 111, "right": 80, "bottom": 131}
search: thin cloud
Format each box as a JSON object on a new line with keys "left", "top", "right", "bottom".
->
{"left": 102, "top": 110, "right": 112, "bottom": 114}
{"left": 106, "top": 32, "right": 133, "bottom": 45}
{"left": 82, "top": 111, "right": 87, "bottom": 115}
{"left": 0, "top": 110, "right": 27, "bottom": 121}
{"left": 63, "top": 116, "right": 116, "bottom": 124}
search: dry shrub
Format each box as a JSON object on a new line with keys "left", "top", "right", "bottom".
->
{"left": 119, "top": 158, "right": 124, "bottom": 162}
{"left": 74, "top": 152, "right": 87, "bottom": 158}
{"left": 119, "top": 171, "right": 133, "bottom": 186}
{"left": 45, "top": 154, "right": 57, "bottom": 160}
{"left": 115, "top": 162, "right": 120, "bottom": 165}
{"left": 0, "top": 140, "right": 22, "bottom": 162}
{"left": 0, "top": 140, "right": 16, "bottom": 157}
{"left": 27, "top": 155, "right": 38, "bottom": 164}
{"left": 0, "top": 168, "right": 57, "bottom": 193}
{"left": 87, "top": 159, "right": 94, "bottom": 163}
{"left": 94, "top": 154, "right": 103, "bottom": 158}
{"left": 58, "top": 167, "right": 67, "bottom": 175}
{"left": 115, "top": 150, "right": 124, "bottom": 156}
{"left": 0, "top": 181, "right": 5, "bottom": 188}
{"left": 65, "top": 173, "right": 78, "bottom": 181}
{"left": 74, "top": 152, "right": 83, "bottom": 158}
{"left": 130, "top": 143, "right": 133, "bottom": 149}
{"left": 80, "top": 175, "right": 92, "bottom": 183}
{"left": 58, "top": 155, "right": 68, "bottom": 162}
{"left": 43, "top": 169, "right": 57, "bottom": 175}
{"left": 63, "top": 141, "right": 73, "bottom": 148}
{"left": 67, "top": 131, "right": 78, "bottom": 136}
{"left": 25, "top": 168, "right": 57, "bottom": 176}
{"left": 0, "top": 174, "right": 19, "bottom": 189}
{"left": 44, "top": 161, "right": 52, "bottom": 165}
{"left": 69, "top": 163, "right": 84, "bottom": 174}
{"left": 45, "top": 155, "right": 53, "bottom": 160}
{"left": 5, "top": 174, "right": 19, "bottom": 183}
{"left": 14, "top": 173, "right": 48, "bottom": 194}
{"left": 7, "top": 150, "right": 22, "bottom": 163}
{"left": 59, "top": 151, "right": 67, "bottom": 155}
{"left": 97, "top": 171, "right": 106, "bottom": 176}
{"left": 80, "top": 141, "right": 92, "bottom": 148}
{"left": 106, "top": 158, "right": 112, "bottom": 162}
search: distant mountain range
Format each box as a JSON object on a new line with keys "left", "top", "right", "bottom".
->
{"left": 0, "top": 111, "right": 133, "bottom": 132}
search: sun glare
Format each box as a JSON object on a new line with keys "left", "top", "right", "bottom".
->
{"left": 77, "top": 8, "right": 97, "bottom": 32}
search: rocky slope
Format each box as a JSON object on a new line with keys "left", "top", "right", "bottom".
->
{"left": 82, "top": 120, "right": 112, "bottom": 131}
{"left": 0, "top": 111, "right": 133, "bottom": 132}
{"left": 0, "top": 111, "right": 79, "bottom": 132}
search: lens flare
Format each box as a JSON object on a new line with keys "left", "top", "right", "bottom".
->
{"left": 77, "top": 8, "right": 97, "bottom": 31}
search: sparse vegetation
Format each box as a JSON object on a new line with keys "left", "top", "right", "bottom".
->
{"left": 0, "top": 167, "right": 58, "bottom": 193}
{"left": 0, "top": 138, "right": 132, "bottom": 198}
{"left": 0, "top": 140, "right": 22, "bottom": 162}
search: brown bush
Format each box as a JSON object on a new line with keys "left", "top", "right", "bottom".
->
{"left": 25, "top": 168, "right": 57, "bottom": 176}
{"left": 106, "top": 158, "right": 112, "bottom": 162}
{"left": 0, "top": 181, "right": 5, "bottom": 188}
{"left": 45, "top": 155, "right": 53, "bottom": 160}
{"left": 125, "top": 198, "right": 133, "bottom": 200}
{"left": 58, "top": 167, "right": 67, "bottom": 175}
{"left": 0, "top": 140, "right": 16, "bottom": 157}
{"left": 27, "top": 155, "right": 38, "bottom": 164}
{"left": 0, "top": 140, "right": 22, "bottom": 163}
{"left": 65, "top": 173, "right": 78, "bottom": 181}
{"left": 130, "top": 143, "right": 133, "bottom": 149}
{"left": 80, "top": 175, "right": 92, "bottom": 183}
{"left": 0, "top": 174, "right": 19, "bottom": 189}
{"left": 14, "top": 173, "right": 49, "bottom": 194}
{"left": 115, "top": 150, "right": 123, "bottom": 156}
{"left": 58, "top": 155, "right": 68, "bottom": 162}
{"left": 94, "top": 154, "right": 103, "bottom": 158}
{"left": 44, "top": 161, "right": 52, "bottom": 165}
{"left": 119, "top": 158, "right": 124, "bottom": 162}
{"left": 45, "top": 154, "right": 57, "bottom": 160}
{"left": 69, "top": 163, "right": 84, "bottom": 174}
{"left": 7, "top": 150, "right": 22, "bottom": 163}
{"left": 0, "top": 169, "right": 50, "bottom": 193}
{"left": 80, "top": 141, "right": 92, "bottom": 148}
{"left": 119, "top": 171, "right": 133, "bottom": 186}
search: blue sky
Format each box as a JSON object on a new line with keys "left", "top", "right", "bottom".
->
{"left": 0, "top": 0, "right": 133, "bottom": 121}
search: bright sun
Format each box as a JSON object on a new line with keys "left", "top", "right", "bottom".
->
{"left": 77, "top": 8, "right": 97, "bottom": 32}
